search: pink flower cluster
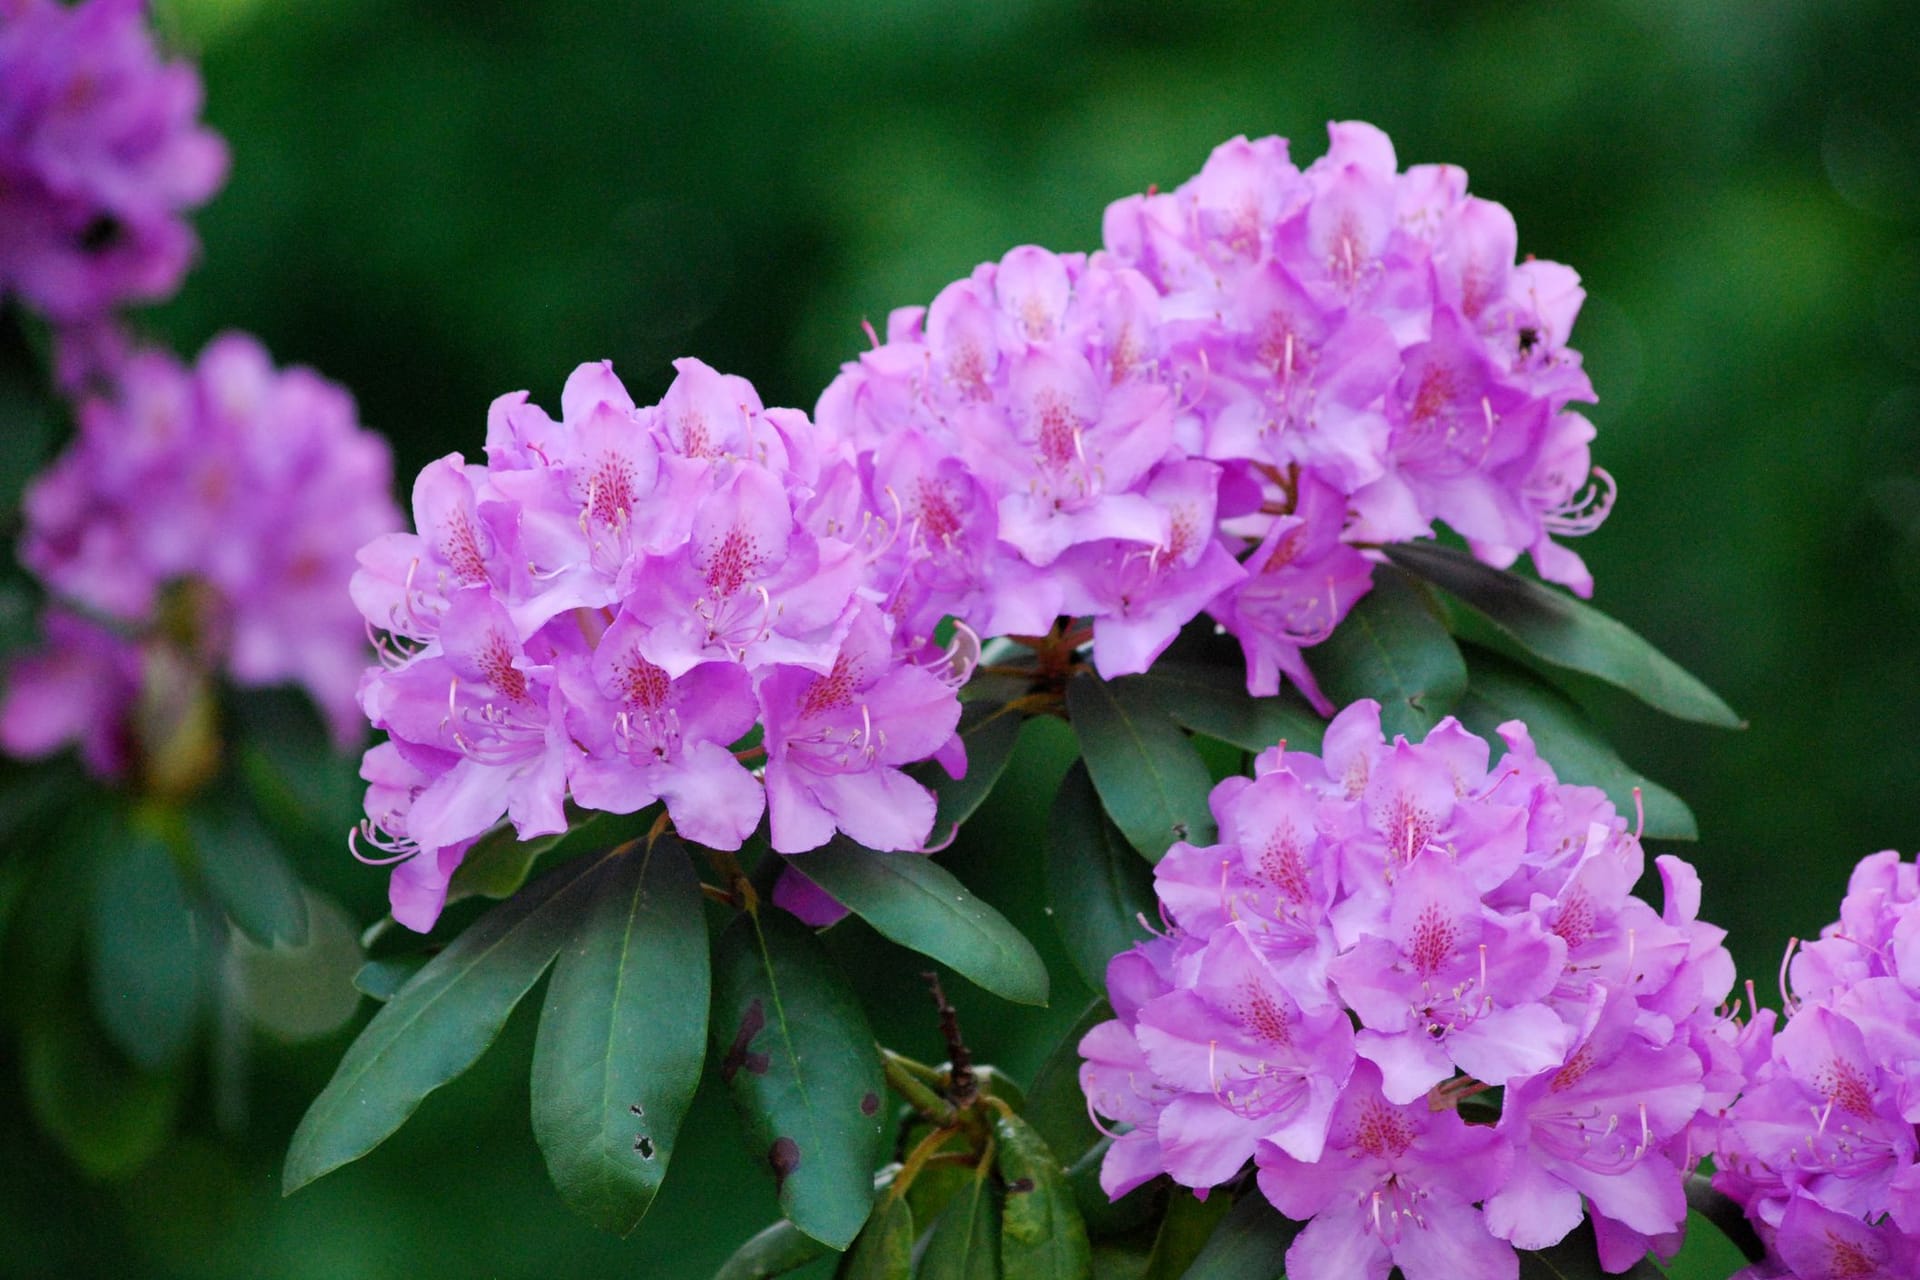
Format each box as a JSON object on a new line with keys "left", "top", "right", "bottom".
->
{"left": 2, "top": 333, "right": 401, "bottom": 770}
{"left": 351, "top": 358, "right": 966, "bottom": 931}
{"left": 1713, "top": 852, "right": 1920, "bottom": 1279}
{"left": 1079, "top": 702, "right": 1739, "bottom": 1280}
{"left": 818, "top": 124, "right": 1607, "bottom": 708}
{"left": 0, "top": 0, "right": 227, "bottom": 324}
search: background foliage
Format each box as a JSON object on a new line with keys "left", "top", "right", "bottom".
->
{"left": 3, "top": 0, "right": 1917, "bottom": 1275}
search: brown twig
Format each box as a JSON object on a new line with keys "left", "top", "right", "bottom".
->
{"left": 922, "top": 972, "right": 976, "bottom": 1108}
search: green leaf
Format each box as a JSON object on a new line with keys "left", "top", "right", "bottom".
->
{"left": 838, "top": 1192, "right": 915, "bottom": 1280}
{"left": 711, "top": 910, "right": 885, "bottom": 1250}
{"left": 1517, "top": 1219, "right": 1666, "bottom": 1279}
{"left": 1684, "top": 1172, "right": 1766, "bottom": 1264}
{"left": 1125, "top": 662, "right": 1325, "bottom": 754}
{"left": 1024, "top": 997, "right": 1112, "bottom": 1163}
{"left": 447, "top": 822, "right": 575, "bottom": 905}
{"left": 994, "top": 1108, "right": 1093, "bottom": 1280}
{"left": 1455, "top": 648, "right": 1698, "bottom": 840}
{"left": 714, "top": 1217, "right": 832, "bottom": 1280}
{"left": 531, "top": 836, "right": 709, "bottom": 1236}
{"left": 1064, "top": 1140, "right": 1159, "bottom": 1242}
{"left": 1305, "top": 565, "right": 1467, "bottom": 740}
{"left": 1141, "top": 1188, "right": 1233, "bottom": 1280}
{"left": 189, "top": 799, "right": 309, "bottom": 947}
{"left": 921, "top": 1159, "right": 1002, "bottom": 1280}
{"left": 1178, "top": 1192, "right": 1300, "bottom": 1280}
{"left": 22, "top": 1009, "right": 183, "bottom": 1179}
{"left": 910, "top": 699, "right": 1028, "bottom": 834}
{"left": 227, "top": 890, "right": 365, "bottom": 1042}
{"left": 88, "top": 828, "right": 202, "bottom": 1072}
{"left": 1046, "top": 762, "right": 1155, "bottom": 994}
{"left": 1387, "top": 541, "right": 1743, "bottom": 729}
{"left": 354, "top": 955, "right": 428, "bottom": 1003}
{"left": 282, "top": 847, "right": 611, "bottom": 1193}
{"left": 791, "top": 839, "right": 1049, "bottom": 1007}
{"left": 1066, "top": 672, "right": 1217, "bottom": 862}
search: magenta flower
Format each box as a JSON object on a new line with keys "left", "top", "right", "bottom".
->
{"left": 0, "top": 0, "right": 227, "bottom": 324}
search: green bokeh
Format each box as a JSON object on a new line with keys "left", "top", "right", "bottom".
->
{"left": 5, "top": 0, "right": 1918, "bottom": 1274}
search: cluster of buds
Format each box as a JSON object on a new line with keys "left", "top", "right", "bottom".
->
{"left": 351, "top": 359, "right": 968, "bottom": 930}
{"left": 1080, "top": 702, "right": 1740, "bottom": 1279}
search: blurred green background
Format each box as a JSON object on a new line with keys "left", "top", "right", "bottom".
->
{"left": 4, "top": 0, "right": 1918, "bottom": 1274}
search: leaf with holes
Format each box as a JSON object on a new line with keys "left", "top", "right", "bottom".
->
{"left": 283, "top": 847, "right": 611, "bottom": 1193}
{"left": 1305, "top": 566, "right": 1467, "bottom": 741}
{"left": 1067, "top": 672, "right": 1216, "bottom": 862}
{"left": 1388, "top": 540, "right": 1742, "bottom": 728}
{"left": 1046, "top": 762, "right": 1155, "bottom": 994}
{"left": 711, "top": 910, "right": 884, "bottom": 1250}
{"left": 791, "top": 839, "right": 1048, "bottom": 1006}
{"left": 531, "top": 836, "right": 708, "bottom": 1235}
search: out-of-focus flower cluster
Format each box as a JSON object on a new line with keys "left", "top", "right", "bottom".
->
{"left": 0, "top": 0, "right": 227, "bottom": 327}
{"left": 1713, "top": 852, "right": 1920, "bottom": 1279}
{"left": 351, "top": 358, "right": 967, "bottom": 931}
{"left": 1079, "top": 701, "right": 1739, "bottom": 1280}
{"left": 819, "top": 123, "right": 1606, "bottom": 709}
{"left": 2, "top": 333, "right": 401, "bottom": 773}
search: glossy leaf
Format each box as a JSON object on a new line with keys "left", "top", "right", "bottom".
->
{"left": 21, "top": 1009, "right": 183, "bottom": 1179}
{"left": 447, "top": 823, "right": 574, "bottom": 906}
{"left": 995, "top": 1108, "right": 1093, "bottom": 1280}
{"left": 1179, "top": 1192, "right": 1300, "bottom": 1280}
{"left": 839, "top": 1192, "right": 914, "bottom": 1280}
{"left": 711, "top": 910, "right": 885, "bottom": 1250}
{"left": 1124, "top": 663, "right": 1325, "bottom": 754}
{"left": 909, "top": 698, "right": 1027, "bottom": 833}
{"left": 353, "top": 955, "right": 428, "bottom": 1003}
{"left": 1066, "top": 672, "right": 1217, "bottom": 862}
{"left": 1065, "top": 1139, "right": 1159, "bottom": 1242}
{"left": 1024, "top": 997, "right": 1111, "bottom": 1164}
{"left": 921, "top": 1159, "right": 1002, "bottom": 1280}
{"left": 1305, "top": 566, "right": 1466, "bottom": 741}
{"left": 713, "top": 1217, "right": 832, "bottom": 1280}
{"left": 1388, "top": 540, "right": 1742, "bottom": 729}
{"left": 1456, "top": 648, "right": 1697, "bottom": 840}
{"left": 531, "top": 836, "right": 709, "bottom": 1235}
{"left": 189, "top": 799, "right": 309, "bottom": 947}
{"left": 1517, "top": 1220, "right": 1665, "bottom": 1279}
{"left": 283, "top": 848, "right": 610, "bottom": 1193}
{"left": 88, "top": 827, "right": 202, "bottom": 1072}
{"left": 1046, "top": 762, "right": 1155, "bottom": 994}
{"left": 792, "top": 839, "right": 1048, "bottom": 1007}
{"left": 1685, "top": 1172, "right": 1766, "bottom": 1264}
{"left": 1141, "top": 1188, "right": 1233, "bottom": 1280}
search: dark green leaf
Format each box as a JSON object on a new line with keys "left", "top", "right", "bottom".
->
{"left": 189, "top": 800, "right": 309, "bottom": 947}
{"left": 1456, "top": 648, "right": 1697, "bottom": 840}
{"left": 995, "top": 1108, "right": 1093, "bottom": 1280}
{"left": 1179, "top": 1192, "right": 1299, "bottom": 1280}
{"left": 791, "top": 839, "right": 1048, "bottom": 1007}
{"left": 22, "top": 1009, "right": 183, "bottom": 1179}
{"left": 1047, "top": 762, "right": 1155, "bottom": 994}
{"left": 1387, "top": 541, "right": 1742, "bottom": 729}
{"left": 1305, "top": 566, "right": 1467, "bottom": 740}
{"left": 1065, "top": 1141, "right": 1159, "bottom": 1242}
{"left": 89, "top": 828, "right": 201, "bottom": 1072}
{"left": 354, "top": 955, "right": 428, "bottom": 1003}
{"left": 1024, "top": 998, "right": 1112, "bottom": 1163}
{"left": 711, "top": 910, "right": 885, "bottom": 1250}
{"left": 283, "top": 847, "right": 611, "bottom": 1193}
{"left": 1141, "top": 1188, "right": 1233, "bottom": 1280}
{"left": 839, "top": 1192, "right": 915, "bottom": 1280}
{"left": 921, "top": 1160, "right": 1002, "bottom": 1280}
{"left": 1066, "top": 672, "right": 1217, "bottom": 862}
{"left": 1685, "top": 1172, "right": 1766, "bottom": 1264}
{"left": 228, "top": 891, "right": 364, "bottom": 1042}
{"left": 1125, "top": 663, "right": 1325, "bottom": 754}
{"left": 1517, "top": 1219, "right": 1665, "bottom": 1279}
{"left": 714, "top": 1217, "right": 832, "bottom": 1280}
{"left": 909, "top": 699, "right": 1028, "bottom": 834}
{"left": 532, "top": 836, "right": 709, "bottom": 1235}
{"left": 447, "top": 822, "right": 574, "bottom": 905}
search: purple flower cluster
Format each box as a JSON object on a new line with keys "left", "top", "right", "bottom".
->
{"left": 818, "top": 124, "right": 1607, "bottom": 708}
{"left": 351, "top": 358, "right": 967, "bottom": 931}
{"left": 0, "top": 0, "right": 227, "bottom": 325}
{"left": 2, "top": 333, "right": 400, "bottom": 771}
{"left": 1079, "top": 701, "right": 1738, "bottom": 1280}
{"left": 1713, "top": 852, "right": 1920, "bottom": 1279}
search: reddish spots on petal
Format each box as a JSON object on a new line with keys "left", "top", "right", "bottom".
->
{"left": 704, "top": 526, "right": 763, "bottom": 597}
{"left": 1407, "top": 902, "right": 1458, "bottom": 977}
{"left": 479, "top": 630, "right": 529, "bottom": 702}
{"left": 1231, "top": 982, "right": 1293, "bottom": 1047}
{"left": 1258, "top": 828, "right": 1312, "bottom": 905}
{"left": 1815, "top": 1059, "right": 1878, "bottom": 1118}
{"left": 440, "top": 509, "right": 488, "bottom": 585}
{"left": 1035, "top": 391, "right": 1080, "bottom": 470}
{"left": 799, "top": 654, "right": 860, "bottom": 718}
{"left": 1409, "top": 365, "right": 1455, "bottom": 425}
{"left": 1352, "top": 1100, "right": 1415, "bottom": 1159}
{"left": 1550, "top": 1044, "right": 1597, "bottom": 1093}
{"left": 618, "top": 651, "right": 671, "bottom": 710}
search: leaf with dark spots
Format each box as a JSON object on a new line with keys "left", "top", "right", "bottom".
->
{"left": 860, "top": 1092, "right": 879, "bottom": 1117}
{"left": 712, "top": 911, "right": 884, "bottom": 1250}
{"left": 723, "top": 998, "right": 772, "bottom": 1082}
{"left": 993, "top": 1108, "right": 1092, "bottom": 1280}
